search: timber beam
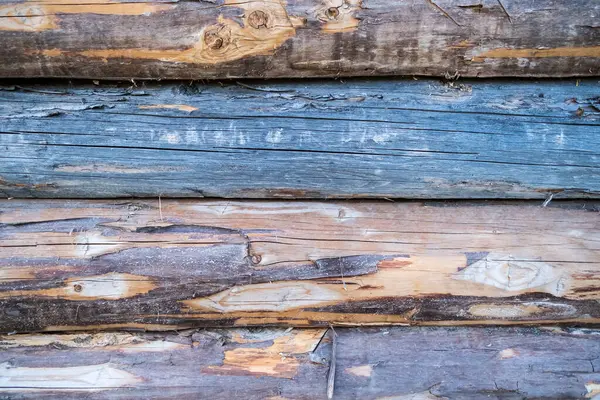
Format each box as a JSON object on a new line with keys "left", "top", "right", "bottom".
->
{"left": 1, "top": 199, "right": 599, "bottom": 332}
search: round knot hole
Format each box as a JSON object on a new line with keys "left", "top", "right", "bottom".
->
{"left": 326, "top": 7, "right": 339, "bottom": 19}
{"left": 248, "top": 10, "right": 269, "bottom": 29}
{"left": 204, "top": 30, "right": 224, "bottom": 50}
{"left": 251, "top": 255, "right": 262, "bottom": 264}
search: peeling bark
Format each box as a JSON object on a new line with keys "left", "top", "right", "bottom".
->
{"left": 1, "top": 199, "right": 599, "bottom": 332}
{"left": 0, "top": 327, "right": 598, "bottom": 399}
{"left": 0, "top": 0, "right": 599, "bottom": 79}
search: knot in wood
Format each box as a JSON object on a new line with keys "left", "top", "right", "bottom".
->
{"left": 204, "top": 30, "right": 224, "bottom": 50}
{"left": 248, "top": 10, "right": 269, "bottom": 29}
{"left": 326, "top": 7, "right": 339, "bottom": 19}
{"left": 251, "top": 255, "right": 262, "bottom": 264}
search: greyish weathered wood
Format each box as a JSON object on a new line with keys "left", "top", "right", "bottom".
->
{"left": 1, "top": 79, "right": 599, "bottom": 199}
{"left": 0, "top": 327, "right": 599, "bottom": 399}
{"left": 0, "top": 0, "right": 599, "bottom": 79}
{"left": 1, "top": 199, "right": 599, "bottom": 332}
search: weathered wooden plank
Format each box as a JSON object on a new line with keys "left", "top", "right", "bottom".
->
{"left": 0, "top": 326, "right": 599, "bottom": 399}
{"left": 0, "top": 0, "right": 599, "bottom": 79}
{"left": 1, "top": 199, "right": 599, "bottom": 332}
{"left": 1, "top": 79, "right": 599, "bottom": 199}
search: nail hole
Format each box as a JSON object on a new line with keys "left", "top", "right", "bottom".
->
{"left": 327, "top": 7, "right": 339, "bottom": 19}
{"left": 251, "top": 255, "right": 262, "bottom": 264}
{"left": 73, "top": 284, "right": 83, "bottom": 292}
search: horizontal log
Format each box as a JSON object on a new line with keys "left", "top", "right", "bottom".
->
{"left": 1, "top": 199, "right": 599, "bottom": 332}
{"left": 0, "top": 326, "right": 599, "bottom": 398}
{"left": 0, "top": 0, "right": 599, "bottom": 79}
{"left": 1, "top": 79, "right": 600, "bottom": 199}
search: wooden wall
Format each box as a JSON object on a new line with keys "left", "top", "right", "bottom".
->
{"left": 1, "top": 3, "right": 599, "bottom": 395}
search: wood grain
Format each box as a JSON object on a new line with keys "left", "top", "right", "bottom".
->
{"left": 0, "top": 0, "right": 599, "bottom": 79}
{"left": 0, "top": 326, "right": 599, "bottom": 399}
{"left": 1, "top": 199, "right": 599, "bottom": 332}
{"left": 1, "top": 79, "right": 600, "bottom": 199}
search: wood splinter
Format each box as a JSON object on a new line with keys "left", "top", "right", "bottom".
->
{"left": 327, "top": 327, "right": 338, "bottom": 400}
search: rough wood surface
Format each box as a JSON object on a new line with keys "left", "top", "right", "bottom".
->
{"left": 0, "top": 0, "right": 599, "bottom": 79}
{"left": 1, "top": 199, "right": 599, "bottom": 332}
{"left": 0, "top": 326, "right": 599, "bottom": 399}
{"left": 1, "top": 79, "right": 600, "bottom": 199}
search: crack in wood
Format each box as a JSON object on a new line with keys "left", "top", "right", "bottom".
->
{"left": 425, "top": 0, "right": 461, "bottom": 27}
